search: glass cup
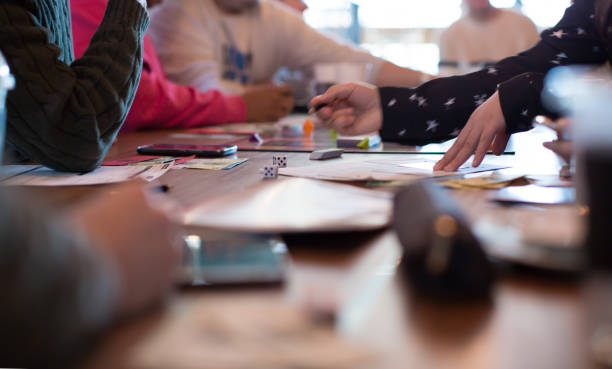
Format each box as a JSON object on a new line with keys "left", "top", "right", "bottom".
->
{"left": 0, "top": 51, "right": 15, "bottom": 163}
{"left": 546, "top": 66, "right": 612, "bottom": 269}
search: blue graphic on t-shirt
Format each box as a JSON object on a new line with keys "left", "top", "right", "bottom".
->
{"left": 222, "top": 44, "right": 252, "bottom": 85}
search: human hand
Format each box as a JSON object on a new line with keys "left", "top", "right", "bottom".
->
{"left": 243, "top": 85, "right": 294, "bottom": 122}
{"left": 309, "top": 82, "right": 383, "bottom": 136}
{"left": 68, "top": 182, "right": 180, "bottom": 317}
{"left": 542, "top": 117, "right": 573, "bottom": 163}
{"left": 434, "top": 91, "right": 509, "bottom": 171}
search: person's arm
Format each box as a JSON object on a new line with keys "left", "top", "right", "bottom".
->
{"left": 0, "top": 190, "right": 119, "bottom": 369}
{"left": 0, "top": 183, "right": 178, "bottom": 369}
{"left": 71, "top": 0, "right": 247, "bottom": 130}
{"left": 0, "top": 0, "right": 148, "bottom": 172}
{"left": 272, "top": 3, "right": 428, "bottom": 87}
{"left": 378, "top": 0, "right": 605, "bottom": 144}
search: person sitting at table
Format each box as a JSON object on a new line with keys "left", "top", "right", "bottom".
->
{"left": 0, "top": 183, "right": 179, "bottom": 368}
{"left": 311, "top": 0, "right": 609, "bottom": 171}
{"left": 71, "top": 0, "right": 294, "bottom": 131}
{"left": 438, "top": 0, "right": 540, "bottom": 76}
{"left": 0, "top": 0, "right": 149, "bottom": 172}
{"left": 147, "top": 0, "right": 433, "bottom": 99}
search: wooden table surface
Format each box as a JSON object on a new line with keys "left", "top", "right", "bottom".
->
{"left": 71, "top": 126, "right": 611, "bottom": 369}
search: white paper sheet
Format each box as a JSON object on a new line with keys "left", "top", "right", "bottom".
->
{"left": 279, "top": 158, "right": 508, "bottom": 182}
{"left": 182, "top": 178, "right": 392, "bottom": 233}
{"left": 0, "top": 165, "right": 42, "bottom": 182}
{"left": 1, "top": 163, "right": 172, "bottom": 186}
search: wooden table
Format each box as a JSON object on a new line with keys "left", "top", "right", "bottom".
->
{"left": 76, "top": 127, "right": 609, "bottom": 369}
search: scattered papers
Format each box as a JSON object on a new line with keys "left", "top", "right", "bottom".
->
{"left": 174, "top": 158, "right": 248, "bottom": 170}
{"left": 103, "top": 155, "right": 195, "bottom": 166}
{"left": 0, "top": 163, "right": 172, "bottom": 186}
{"left": 102, "top": 155, "right": 160, "bottom": 166}
{"left": 441, "top": 173, "right": 533, "bottom": 190}
{"left": 279, "top": 158, "right": 508, "bottom": 182}
{"left": 182, "top": 178, "right": 392, "bottom": 233}
{"left": 0, "top": 165, "right": 42, "bottom": 182}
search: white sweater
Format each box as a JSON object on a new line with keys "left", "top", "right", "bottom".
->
{"left": 439, "top": 9, "right": 540, "bottom": 74}
{"left": 149, "top": 0, "right": 384, "bottom": 95}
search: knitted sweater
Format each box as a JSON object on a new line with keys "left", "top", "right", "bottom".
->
{"left": 0, "top": 0, "right": 149, "bottom": 172}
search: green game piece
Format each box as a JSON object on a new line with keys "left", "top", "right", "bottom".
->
{"left": 330, "top": 129, "right": 338, "bottom": 139}
{"left": 357, "top": 138, "right": 370, "bottom": 149}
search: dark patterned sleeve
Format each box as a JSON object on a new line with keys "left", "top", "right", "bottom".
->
{"left": 379, "top": 0, "right": 607, "bottom": 145}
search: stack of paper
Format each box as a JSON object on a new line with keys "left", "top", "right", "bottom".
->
{"left": 0, "top": 164, "right": 171, "bottom": 186}
{"left": 279, "top": 158, "right": 508, "bottom": 182}
{"left": 182, "top": 178, "right": 392, "bottom": 233}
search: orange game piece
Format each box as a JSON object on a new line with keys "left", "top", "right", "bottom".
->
{"left": 303, "top": 118, "right": 314, "bottom": 137}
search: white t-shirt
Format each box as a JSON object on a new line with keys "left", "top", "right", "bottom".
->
{"left": 149, "top": 0, "right": 384, "bottom": 95}
{"left": 439, "top": 9, "right": 540, "bottom": 75}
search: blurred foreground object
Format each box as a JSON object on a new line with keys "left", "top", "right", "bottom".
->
{"left": 0, "top": 51, "right": 14, "bottom": 162}
{"left": 546, "top": 66, "right": 612, "bottom": 269}
{"left": 393, "top": 181, "right": 494, "bottom": 299}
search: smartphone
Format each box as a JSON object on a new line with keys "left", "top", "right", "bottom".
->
{"left": 177, "top": 231, "right": 287, "bottom": 287}
{"left": 137, "top": 143, "right": 238, "bottom": 157}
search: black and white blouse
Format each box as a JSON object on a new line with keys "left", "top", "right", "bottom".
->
{"left": 379, "top": 0, "right": 608, "bottom": 145}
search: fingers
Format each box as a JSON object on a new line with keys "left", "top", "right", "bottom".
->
{"left": 434, "top": 125, "right": 472, "bottom": 171}
{"left": 472, "top": 127, "right": 497, "bottom": 167}
{"left": 443, "top": 129, "right": 482, "bottom": 171}
{"left": 276, "top": 84, "right": 294, "bottom": 97}
{"left": 309, "top": 83, "right": 357, "bottom": 114}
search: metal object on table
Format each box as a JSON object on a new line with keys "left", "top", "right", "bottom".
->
{"left": 0, "top": 50, "right": 15, "bottom": 162}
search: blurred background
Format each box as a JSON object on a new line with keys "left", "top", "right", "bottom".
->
{"left": 302, "top": 0, "right": 572, "bottom": 75}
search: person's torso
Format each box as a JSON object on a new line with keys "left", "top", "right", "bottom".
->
{"left": 200, "top": 0, "right": 285, "bottom": 91}
{"left": 445, "top": 10, "right": 537, "bottom": 63}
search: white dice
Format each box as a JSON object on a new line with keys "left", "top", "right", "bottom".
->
{"left": 272, "top": 155, "right": 287, "bottom": 168}
{"left": 263, "top": 165, "right": 279, "bottom": 179}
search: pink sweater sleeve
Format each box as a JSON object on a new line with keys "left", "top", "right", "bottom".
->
{"left": 70, "top": 0, "right": 246, "bottom": 132}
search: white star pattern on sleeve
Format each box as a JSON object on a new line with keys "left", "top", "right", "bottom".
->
{"left": 425, "top": 120, "right": 439, "bottom": 132}
{"left": 577, "top": 28, "right": 586, "bottom": 35}
{"left": 551, "top": 30, "right": 567, "bottom": 39}
{"left": 450, "top": 128, "right": 461, "bottom": 137}
{"left": 521, "top": 109, "right": 529, "bottom": 116}
{"left": 409, "top": 93, "right": 418, "bottom": 102}
{"left": 418, "top": 97, "right": 427, "bottom": 107}
{"left": 487, "top": 67, "right": 498, "bottom": 75}
{"left": 474, "top": 94, "right": 488, "bottom": 106}
{"left": 444, "top": 97, "right": 456, "bottom": 108}
{"left": 387, "top": 98, "right": 397, "bottom": 107}
{"left": 398, "top": 129, "right": 407, "bottom": 136}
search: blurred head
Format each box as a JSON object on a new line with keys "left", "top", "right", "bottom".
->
{"left": 214, "top": 0, "right": 259, "bottom": 13}
{"left": 278, "top": 0, "right": 308, "bottom": 14}
{"left": 464, "top": 0, "right": 495, "bottom": 20}
{"left": 465, "top": 0, "right": 492, "bottom": 11}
